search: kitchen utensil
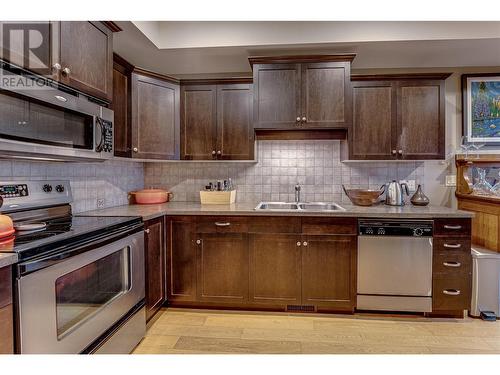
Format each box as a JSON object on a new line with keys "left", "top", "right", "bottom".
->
{"left": 342, "top": 185, "right": 385, "bottom": 206}
{"left": 410, "top": 185, "right": 430, "bottom": 206}
{"left": 129, "top": 189, "right": 173, "bottom": 204}
{"left": 0, "top": 196, "right": 14, "bottom": 239}
{"left": 384, "top": 180, "right": 409, "bottom": 206}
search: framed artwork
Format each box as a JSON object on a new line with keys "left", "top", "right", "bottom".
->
{"left": 462, "top": 73, "right": 500, "bottom": 147}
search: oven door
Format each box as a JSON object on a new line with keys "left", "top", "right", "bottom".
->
{"left": 17, "top": 230, "right": 144, "bottom": 354}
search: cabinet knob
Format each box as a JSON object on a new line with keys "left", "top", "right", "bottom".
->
{"left": 301, "top": 117, "right": 307, "bottom": 123}
{"left": 303, "top": 241, "right": 308, "bottom": 246}
{"left": 296, "top": 117, "right": 301, "bottom": 122}
{"left": 196, "top": 239, "right": 201, "bottom": 245}
{"left": 296, "top": 241, "right": 301, "bottom": 247}
{"left": 133, "top": 147, "right": 138, "bottom": 153}
{"left": 391, "top": 150, "right": 397, "bottom": 155}
{"left": 52, "top": 63, "right": 61, "bottom": 71}
{"left": 212, "top": 150, "right": 216, "bottom": 155}
{"left": 217, "top": 150, "right": 221, "bottom": 155}
{"left": 398, "top": 150, "right": 403, "bottom": 155}
{"left": 144, "top": 228, "right": 150, "bottom": 234}
{"left": 62, "top": 67, "right": 71, "bottom": 75}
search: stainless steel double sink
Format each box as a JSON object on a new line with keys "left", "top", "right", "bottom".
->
{"left": 255, "top": 202, "right": 345, "bottom": 212}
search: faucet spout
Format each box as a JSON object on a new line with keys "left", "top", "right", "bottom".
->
{"left": 294, "top": 184, "right": 301, "bottom": 203}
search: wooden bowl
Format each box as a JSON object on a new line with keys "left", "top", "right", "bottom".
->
{"left": 342, "top": 185, "right": 384, "bottom": 206}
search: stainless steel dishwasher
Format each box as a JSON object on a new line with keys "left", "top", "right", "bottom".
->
{"left": 357, "top": 220, "right": 433, "bottom": 313}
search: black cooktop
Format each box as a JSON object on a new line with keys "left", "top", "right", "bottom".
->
{"left": 0, "top": 215, "right": 142, "bottom": 261}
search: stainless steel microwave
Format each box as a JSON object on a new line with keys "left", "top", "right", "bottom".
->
{"left": 0, "top": 61, "right": 114, "bottom": 162}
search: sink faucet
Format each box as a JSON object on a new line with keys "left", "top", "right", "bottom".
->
{"left": 294, "top": 184, "right": 301, "bottom": 203}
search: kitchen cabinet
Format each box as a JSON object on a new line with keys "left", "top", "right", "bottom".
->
{"left": 431, "top": 218, "right": 472, "bottom": 317}
{"left": 111, "top": 54, "right": 133, "bottom": 157}
{"left": 250, "top": 55, "right": 354, "bottom": 130}
{"left": 349, "top": 74, "right": 450, "bottom": 160}
{"left": 144, "top": 217, "right": 166, "bottom": 322}
{"left": 301, "top": 235, "right": 357, "bottom": 311}
{"left": 0, "top": 266, "right": 14, "bottom": 354}
{"left": 167, "top": 217, "right": 197, "bottom": 303}
{"left": 180, "top": 80, "right": 254, "bottom": 160}
{"left": 131, "top": 70, "right": 180, "bottom": 160}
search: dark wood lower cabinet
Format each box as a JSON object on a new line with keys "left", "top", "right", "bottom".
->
{"left": 144, "top": 217, "right": 166, "bottom": 322}
{"left": 249, "top": 233, "right": 302, "bottom": 306}
{"left": 196, "top": 232, "right": 249, "bottom": 303}
{"left": 301, "top": 235, "right": 357, "bottom": 312}
{"left": 0, "top": 266, "right": 13, "bottom": 354}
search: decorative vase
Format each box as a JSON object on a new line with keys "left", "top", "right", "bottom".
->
{"left": 410, "top": 185, "right": 430, "bottom": 206}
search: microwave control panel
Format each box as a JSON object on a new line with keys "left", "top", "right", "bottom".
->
{"left": 101, "top": 119, "right": 113, "bottom": 153}
{"left": 0, "top": 184, "right": 29, "bottom": 198}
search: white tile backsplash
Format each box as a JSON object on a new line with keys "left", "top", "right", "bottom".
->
{"left": 144, "top": 140, "right": 425, "bottom": 205}
{"left": 0, "top": 159, "right": 144, "bottom": 213}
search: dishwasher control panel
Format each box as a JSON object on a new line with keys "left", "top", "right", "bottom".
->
{"left": 359, "top": 220, "right": 433, "bottom": 237}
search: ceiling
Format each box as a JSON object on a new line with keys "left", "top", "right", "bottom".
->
{"left": 113, "top": 21, "right": 500, "bottom": 78}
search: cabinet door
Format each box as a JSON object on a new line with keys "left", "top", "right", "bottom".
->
{"left": 181, "top": 85, "right": 217, "bottom": 159}
{"left": 249, "top": 234, "right": 301, "bottom": 306}
{"left": 301, "top": 62, "right": 352, "bottom": 128}
{"left": 111, "top": 59, "right": 131, "bottom": 157}
{"left": 131, "top": 73, "right": 180, "bottom": 160}
{"left": 301, "top": 235, "right": 356, "bottom": 311}
{"left": 167, "top": 218, "right": 197, "bottom": 302}
{"left": 253, "top": 63, "right": 301, "bottom": 129}
{"left": 0, "top": 91, "right": 29, "bottom": 138}
{"left": 396, "top": 80, "right": 445, "bottom": 160}
{"left": 0, "top": 21, "right": 54, "bottom": 77}
{"left": 58, "top": 22, "right": 113, "bottom": 101}
{"left": 216, "top": 84, "right": 254, "bottom": 160}
{"left": 0, "top": 266, "right": 13, "bottom": 354}
{"left": 145, "top": 217, "right": 166, "bottom": 321}
{"left": 350, "top": 81, "right": 397, "bottom": 160}
{"left": 196, "top": 232, "right": 249, "bottom": 303}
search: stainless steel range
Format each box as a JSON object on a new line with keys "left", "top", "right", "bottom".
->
{"left": 0, "top": 180, "right": 145, "bottom": 354}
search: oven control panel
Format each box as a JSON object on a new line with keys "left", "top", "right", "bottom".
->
{"left": 0, "top": 184, "right": 29, "bottom": 198}
{"left": 359, "top": 220, "right": 433, "bottom": 237}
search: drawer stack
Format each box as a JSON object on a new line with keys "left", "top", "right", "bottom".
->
{"left": 432, "top": 219, "right": 472, "bottom": 315}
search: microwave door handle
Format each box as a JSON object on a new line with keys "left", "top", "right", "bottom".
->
{"left": 95, "top": 117, "right": 104, "bottom": 152}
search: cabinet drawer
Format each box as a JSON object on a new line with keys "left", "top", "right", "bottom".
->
{"left": 433, "top": 238, "right": 471, "bottom": 253}
{"left": 301, "top": 218, "right": 357, "bottom": 235}
{"left": 197, "top": 216, "right": 248, "bottom": 233}
{"left": 433, "top": 251, "right": 471, "bottom": 276}
{"left": 247, "top": 217, "right": 301, "bottom": 234}
{"left": 0, "top": 304, "right": 14, "bottom": 354}
{"left": 432, "top": 276, "right": 471, "bottom": 311}
{"left": 0, "top": 267, "right": 12, "bottom": 309}
{"left": 434, "top": 219, "right": 471, "bottom": 237}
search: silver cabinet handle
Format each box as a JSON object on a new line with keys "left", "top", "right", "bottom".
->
{"left": 296, "top": 241, "right": 301, "bottom": 247}
{"left": 196, "top": 239, "right": 201, "bottom": 245}
{"left": 144, "top": 228, "right": 150, "bottom": 234}
{"left": 214, "top": 222, "right": 231, "bottom": 227}
{"left": 296, "top": 117, "right": 301, "bottom": 122}
{"left": 62, "top": 67, "right": 71, "bottom": 75}
{"left": 444, "top": 243, "right": 461, "bottom": 249}
{"left": 133, "top": 147, "right": 138, "bottom": 153}
{"left": 212, "top": 150, "right": 216, "bottom": 155}
{"left": 398, "top": 150, "right": 403, "bottom": 155}
{"left": 391, "top": 150, "right": 397, "bottom": 155}
{"left": 303, "top": 241, "right": 308, "bottom": 246}
{"left": 444, "top": 225, "right": 462, "bottom": 230}
{"left": 443, "top": 261, "right": 461, "bottom": 267}
{"left": 52, "top": 63, "right": 61, "bottom": 71}
{"left": 301, "top": 116, "right": 307, "bottom": 122}
{"left": 443, "top": 289, "right": 461, "bottom": 296}
{"left": 217, "top": 151, "right": 221, "bottom": 155}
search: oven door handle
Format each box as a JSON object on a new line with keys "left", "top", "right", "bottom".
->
{"left": 17, "top": 223, "right": 143, "bottom": 276}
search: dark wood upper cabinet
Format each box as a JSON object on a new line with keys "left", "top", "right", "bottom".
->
{"left": 144, "top": 217, "right": 166, "bottom": 322}
{"left": 196, "top": 232, "right": 249, "bottom": 303}
{"left": 181, "top": 80, "right": 254, "bottom": 160}
{"left": 58, "top": 22, "right": 113, "bottom": 101}
{"left": 217, "top": 84, "right": 254, "bottom": 160}
{"left": 167, "top": 217, "right": 197, "bottom": 303}
{"left": 301, "top": 235, "right": 356, "bottom": 312}
{"left": 252, "top": 63, "right": 301, "bottom": 129}
{"left": 180, "top": 85, "right": 217, "bottom": 160}
{"left": 348, "top": 73, "right": 450, "bottom": 160}
{"left": 131, "top": 71, "right": 180, "bottom": 160}
{"left": 350, "top": 81, "right": 396, "bottom": 160}
{"left": 251, "top": 55, "right": 354, "bottom": 130}
{"left": 111, "top": 54, "right": 133, "bottom": 157}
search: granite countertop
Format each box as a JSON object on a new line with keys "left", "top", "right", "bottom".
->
{"left": 0, "top": 253, "right": 18, "bottom": 268}
{"left": 79, "top": 201, "right": 473, "bottom": 221}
